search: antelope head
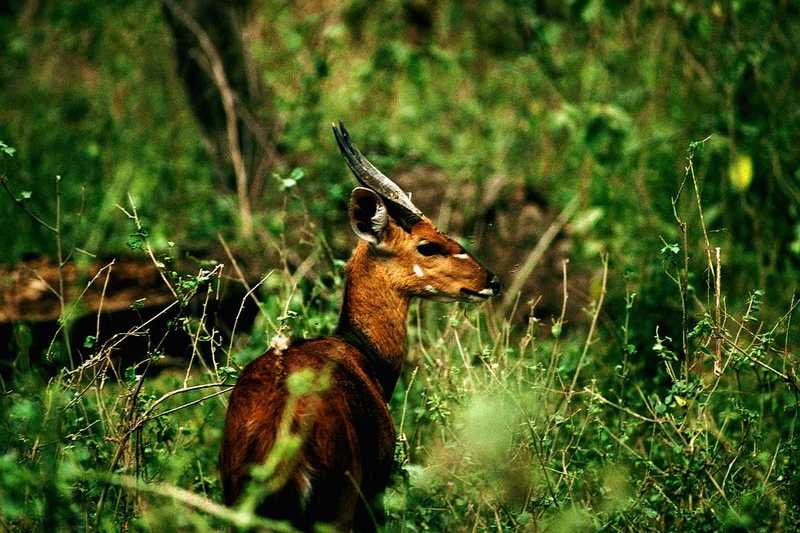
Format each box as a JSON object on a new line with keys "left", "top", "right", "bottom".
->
{"left": 333, "top": 123, "right": 501, "bottom": 303}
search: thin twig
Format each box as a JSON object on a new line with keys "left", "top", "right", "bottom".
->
{"left": 162, "top": 0, "right": 253, "bottom": 237}
{"left": 579, "top": 387, "right": 661, "bottom": 424}
{"left": 116, "top": 196, "right": 180, "bottom": 301}
{"left": 0, "top": 174, "right": 57, "bottom": 232}
{"left": 134, "top": 387, "right": 232, "bottom": 429}
{"left": 54, "top": 175, "right": 75, "bottom": 367}
{"left": 567, "top": 254, "right": 609, "bottom": 402}
{"left": 227, "top": 271, "right": 274, "bottom": 365}
{"left": 99, "top": 473, "right": 298, "bottom": 532}
{"left": 500, "top": 196, "right": 578, "bottom": 315}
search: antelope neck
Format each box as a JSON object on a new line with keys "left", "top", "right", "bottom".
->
{"left": 335, "top": 247, "right": 409, "bottom": 401}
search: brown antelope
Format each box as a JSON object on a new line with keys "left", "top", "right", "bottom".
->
{"left": 219, "top": 123, "right": 501, "bottom": 531}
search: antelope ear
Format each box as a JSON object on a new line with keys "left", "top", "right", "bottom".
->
{"left": 349, "top": 187, "right": 388, "bottom": 245}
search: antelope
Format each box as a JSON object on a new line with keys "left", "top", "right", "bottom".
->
{"left": 219, "top": 123, "right": 501, "bottom": 531}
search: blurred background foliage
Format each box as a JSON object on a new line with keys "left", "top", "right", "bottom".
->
{"left": 2, "top": 0, "right": 800, "bottom": 531}
{"left": 2, "top": 0, "right": 799, "bottom": 301}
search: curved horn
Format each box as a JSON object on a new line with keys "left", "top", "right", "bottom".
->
{"left": 332, "top": 122, "right": 423, "bottom": 219}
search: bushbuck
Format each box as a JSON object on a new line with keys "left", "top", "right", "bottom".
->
{"left": 219, "top": 123, "right": 501, "bottom": 531}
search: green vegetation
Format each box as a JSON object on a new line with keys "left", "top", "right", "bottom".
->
{"left": 1, "top": 1, "right": 799, "bottom": 531}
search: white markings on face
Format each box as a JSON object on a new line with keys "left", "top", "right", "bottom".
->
{"left": 413, "top": 264, "right": 425, "bottom": 277}
{"left": 425, "top": 285, "right": 437, "bottom": 294}
{"left": 453, "top": 253, "right": 470, "bottom": 260}
{"left": 478, "top": 288, "right": 494, "bottom": 297}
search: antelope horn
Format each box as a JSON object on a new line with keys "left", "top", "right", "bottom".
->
{"left": 332, "top": 122, "right": 423, "bottom": 220}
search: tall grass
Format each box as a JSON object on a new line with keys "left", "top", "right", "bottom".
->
{"left": 1, "top": 151, "right": 799, "bottom": 532}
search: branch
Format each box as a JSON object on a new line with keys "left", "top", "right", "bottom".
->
{"left": 162, "top": 0, "right": 253, "bottom": 238}
{"left": 0, "top": 174, "right": 57, "bottom": 233}
{"left": 98, "top": 473, "right": 299, "bottom": 532}
{"left": 500, "top": 195, "right": 579, "bottom": 315}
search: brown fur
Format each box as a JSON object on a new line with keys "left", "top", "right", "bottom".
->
{"left": 220, "top": 213, "right": 497, "bottom": 531}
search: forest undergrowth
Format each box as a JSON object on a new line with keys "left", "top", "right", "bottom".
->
{"left": 1, "top": 140, "right": 799, "bottom": 533}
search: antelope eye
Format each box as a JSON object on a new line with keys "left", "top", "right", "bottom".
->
{"left": 417, "top": 241, "right": 447, "bottom": 256}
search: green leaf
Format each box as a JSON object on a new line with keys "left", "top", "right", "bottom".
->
{"left": 0, "top": 140, "right": 15, "bottom": 158}
{"left": 277, "top": 167, "right": 306, "bottom": 190}
{"left": 660, "top": 242, "right": 680, "bottom": 256}
{"left": 83, "top": 335, "right": 97, "bottom": 349}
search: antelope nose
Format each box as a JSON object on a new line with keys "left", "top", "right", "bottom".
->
{"left": 488, "top": 273, "right": 502, "bottom": 296}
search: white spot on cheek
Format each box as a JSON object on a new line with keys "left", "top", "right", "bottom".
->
{"left": 425, "top": 285, "right": 437, "bottom": 294}
{"left": 454, "top": 253, "right": 470, "bottom": 260}
{"left": 478, "top": 288, "right": 494, "bottom": 297}
{"left": 413, "top": 264, "right": 425, "bottom": 277}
